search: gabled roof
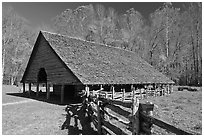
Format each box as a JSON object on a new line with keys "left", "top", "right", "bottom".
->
{"left": 40, "top": 31, "right": 174, "bottom": 85}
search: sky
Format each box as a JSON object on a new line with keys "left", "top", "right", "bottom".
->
{"left": 3, "top": 2, "right": 186, "bottom": 28}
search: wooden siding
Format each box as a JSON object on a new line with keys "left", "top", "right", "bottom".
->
{"left": 53, "top": 85, "right": 61, "bottom": 96}
{"left": 22, "top": 33, "right": 81, "bottom": 85}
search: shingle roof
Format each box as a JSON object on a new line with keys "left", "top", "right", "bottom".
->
{"left": 41, "top": 31, "right": 174, "bottom": 85}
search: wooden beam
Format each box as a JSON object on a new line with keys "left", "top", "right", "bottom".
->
{"left": 131, "top": 85, "right": 135, "bottom": 99}
{"left": 46, "top": 83, "right": 50, "bottom": 100}
{"left": 170, "top": 84, "right": 173, "bottom": 93}
{"left": 140, "top": 112, "right": 192, "bottom": 135}
{"left": 85, "top": 85, "right": 90, "bottom": 97}
{"left": 111, "top": 85, "right": 115, "bottom": 100}
{"left": 140, "top": 89, "right": 142, "bottom": 99}
{"left": 61, "top": 84, "right": 64, "bottom": 104}
{"left": 36, "top": 83, "right": 39, "bottom": 97}
{"left": 23, "top": 83, "right": 25, "bottom": 94}
{"left": 28, "top": 83, "right": 31, "bottom": 97}
{"left": 122, "top": 89, "right": 125, "bottom": 102}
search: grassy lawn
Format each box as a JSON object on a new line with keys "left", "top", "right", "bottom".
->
{"left": 141, "top": 86, "right": 202, "bottom": 135}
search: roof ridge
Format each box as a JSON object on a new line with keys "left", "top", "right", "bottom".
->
{"left": 40, "top": 30, "right": 140, "bottom": 56}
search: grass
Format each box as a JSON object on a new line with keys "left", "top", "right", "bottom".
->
{"left": 140, "top": 86, "right": 202, "bottom": 135}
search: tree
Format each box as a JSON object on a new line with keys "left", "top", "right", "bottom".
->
{"left": 2, "top": 5, "right": 33, "bottom": 85}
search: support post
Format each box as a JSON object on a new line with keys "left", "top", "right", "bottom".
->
{"left": 164, "top": 85, "right": 167, "bottom": 95}
{"left": 122, "top": 88, "right": 125, "bottom": 101}
{"left": 96, "top": 93, "right": 102, "bottom": 134}
{"left": 132, "top": 86, "right": 135, "bottom": 99}
{"left": 36, "top": 83, "right": 39, "bottom": 97}
{"left": 46, "top": 83, "right": 50, "bottom": 100}
{"left": 170, "top": 84, "right": 173, "bottom": 94}
{"left": 85, "top": 85, "right": 90, "bottom": 97}
{"left": 99, "top": 85, "right": 103, "bottom": 97}
{"left": 140, "top": 102, "right": 154, "bottom": 134}
{"left": 28, "top": 83, "right": 31, "bottom": 97}
{"left": 61, "top": 84, "right": 64, "bottom": 104}
{"left": 140, "top": 89, "right": 142, "bottom": 99}
{"left": 167, "top": 84, "right": 170, "bottom": 94}
{"left": 111, "top": 85, "right": 115, "bottom": 100}
{"left": 131, "top": 85, "right": 135, "bottom": 98}
{"left": 132, "top": 96, "right": 140, "bottom": 134}
{"left": 97, "top": 100, "right": 101, "bottom": 134}
{"left": 23, "top": 83, "right": 25, "bottom": 94}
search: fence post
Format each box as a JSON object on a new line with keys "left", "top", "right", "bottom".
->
{"left": 170, "top": 84, "right": 173, "bottom": 94}
{"left": 122, "top": 88, "right": 125, "bottom": 102}
{"left": 105, "top": 92, "right": 108, "bottom": 99}
{"left": 112, "top": 85, "right": 115, "bottom": 100}
{"left": 132, "top": 97, "right": 140, "bottom": 135}
{"left": 140, "top": 102, "right": 154, "bottom": 134}
{"left": 96, "top": 96, "right": 102, "bottom": 135}
{"left": 85, "top": 85, "right": 90, "bottom": 97}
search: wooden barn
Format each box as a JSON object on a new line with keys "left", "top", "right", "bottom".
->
{"left": 21, "top": 31, "right": 174, "bottom": 103}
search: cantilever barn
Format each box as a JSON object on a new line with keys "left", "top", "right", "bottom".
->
{"left": 21, "top": 31, "right": 174, "bottom": 103}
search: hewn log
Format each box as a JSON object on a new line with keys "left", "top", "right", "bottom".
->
{"left": 105, "top": 104, "right": 131, "bottom": 118}
{"left": 140, "top": 112, "right": 192, "bottom": 135}
{"left": 103, "top": 109, "right": 130, "bottom": 127}
{"left": 99, "top": 98, "right": 132, "bottom": 108}
{"left": 101, "top": 126, "right": 112, "bottom": 135}
{"left": 102, "top": 119, "right": 127, "bottom": 135}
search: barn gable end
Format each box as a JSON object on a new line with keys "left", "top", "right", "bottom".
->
{"left": 21, "top": 32, "right": 81, "bottom": 85}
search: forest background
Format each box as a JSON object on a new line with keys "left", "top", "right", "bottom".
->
{"left": 2, "top": 2, "right": 202, "bottom": 86}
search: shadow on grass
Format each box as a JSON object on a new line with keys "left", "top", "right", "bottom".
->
{"left": 61, "top": 103, "right": 98, "bottom": 135}
{"left": 6, "top": 91, "right": 82, "bottom": 106}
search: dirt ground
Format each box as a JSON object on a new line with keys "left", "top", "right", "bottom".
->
{"left": 2, "top": 85, "right": 97, "bottom": 135}
{"left": 2, "top": 85, "right": 202, "bottom": 135}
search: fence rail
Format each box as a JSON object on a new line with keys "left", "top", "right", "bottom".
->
{"left": 83, "top": 89, "right": 193, "bottom": 135}
{"left": 140, "top": 112, "right": 192, "bottom": 135}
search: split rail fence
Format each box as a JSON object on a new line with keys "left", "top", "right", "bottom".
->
{"left": 82, "top": 87, "right": 192, "bottom": 135}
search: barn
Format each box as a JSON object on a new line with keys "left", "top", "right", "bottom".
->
{"left": 21, "top": 31, "right": 174, "bottom": 104}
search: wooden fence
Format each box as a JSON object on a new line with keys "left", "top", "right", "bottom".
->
{"left": 82, "top": 88, "right": 192, "bottom": 135}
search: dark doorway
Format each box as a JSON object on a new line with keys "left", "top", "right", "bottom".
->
{"left": 37, "top": 68, "right": 47, "bottom": 83}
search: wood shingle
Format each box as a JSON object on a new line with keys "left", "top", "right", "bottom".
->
{"left": 21, "top": 31, "right": 174, "bottom": 85}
